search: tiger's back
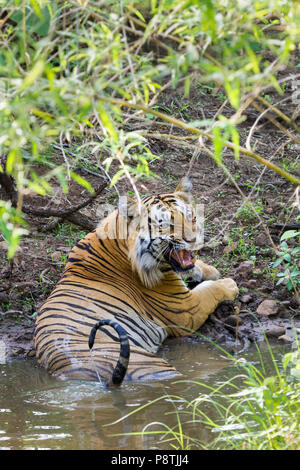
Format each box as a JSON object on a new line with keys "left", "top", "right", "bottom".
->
{"left": 34, "top": 229, "right": 178, "bottom": 382}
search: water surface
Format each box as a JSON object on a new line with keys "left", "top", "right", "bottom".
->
{"left": 0, "top": 339, "right": 278, "bottom": 450}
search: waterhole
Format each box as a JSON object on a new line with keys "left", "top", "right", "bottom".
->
{"left": 0, "top": 339, "right": 283, "bottom": 450}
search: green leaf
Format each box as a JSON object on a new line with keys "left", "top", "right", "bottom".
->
{"left": 280, "top": 230, "right": 300, "bottom": 241}
{"left": 110, "top": 169, "right": 124, "bottom": 187}
{"left": 231, "top": 127, "right": 240, "bottom": 160}
{"left": 98, "top": 101, "right": 118, "bottom": 141}
{"left": 20, "top": 60, "right": 45, "bottom": 91}
{"left": 212, "top": 126, "right": 225, "bottom": 165}
{"left": 11, "top": 6, "right": 51, "bottom": 37}
{"left": 70, "top": 171, "right": 94, "bottom": 193}
{"left": 291, "top": 368, "right": 300, "bottom": 380}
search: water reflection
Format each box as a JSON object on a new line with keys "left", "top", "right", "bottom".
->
{"left": 0, "top": 340, "right": 237, "bottom": 450}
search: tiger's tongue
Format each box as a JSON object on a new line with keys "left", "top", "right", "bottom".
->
{"left": 171, "top": 249, "right": 193, "bottom": 268}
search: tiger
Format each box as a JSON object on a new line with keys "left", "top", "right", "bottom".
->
{"left": 34, "top": 177, "right": 238, "bottom": 386}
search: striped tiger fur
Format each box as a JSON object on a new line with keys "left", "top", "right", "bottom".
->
{"left": 34, "top": 177, "right": 238, "bottom": 385}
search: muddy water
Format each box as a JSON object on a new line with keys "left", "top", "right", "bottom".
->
{"left": 0, "top": 339, "right": 277, "bottom": 450}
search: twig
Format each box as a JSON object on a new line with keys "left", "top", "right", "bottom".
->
{"left": 245, "top": 98, "right": 291, "bottom": 151}
{"left": 0, "top": 310, "right": 24, "bottom": 317}
{"left": 257, "top": 96, "right": 300, "bottom": 135}
{"left": 59, "top": 132, "right": 71, "bottom": 180}
{"left": 21, "top": 181, "right": 107, "bottom": 218}
{"left": 41, "top": 212, "right": 96, "bottom": 232}
{"left": 272, "top": 223, "right": 300, "bottom": 230}
{"left": 186, "top": 137, "right": 204, "bottom": 177}
{"left": 252, "top": 101, "right": 300, "bottom": 145}
{"left": 40, "top": 268, "right": 51, "bottom": 285}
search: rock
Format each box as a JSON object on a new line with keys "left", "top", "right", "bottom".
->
{"left": 0, "top": 292, "right": 9, "bottom": 303}
{"left": 240, "top": 294, "right": 252, "bottom": 303}
{"left": 278, "top": 334, "right": 294, "bottom": 343}
{"left": 255, "top": 233, "right": 270, "bottom": 247}
{"left": 51, "top": 251, "right": 62, "bottom": 262}
{"left": 235, "top": 260, "right": 254, "bottom": 279}
{"left": 256, "top": 299, "right": 279, "bottom": 316}
{"left": 223, "top": 242, "right": 237, "bottom": 254}
{"left": 246, "top": 279, "right": 257, "bottom": 288}
{"left": 264, "top": 326, "right": 286, "bottom": 338}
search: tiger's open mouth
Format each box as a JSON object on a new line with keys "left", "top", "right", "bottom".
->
{"left": 169, "top": 249, "right": 196, "bottom": 271}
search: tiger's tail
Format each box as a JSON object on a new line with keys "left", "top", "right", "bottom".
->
{"left": 88, "top": 319, "right": 130, "bottom": 387}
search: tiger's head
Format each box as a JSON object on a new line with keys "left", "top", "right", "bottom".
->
{"left": 119, "top": 177, "right": 203, "bottom": 288}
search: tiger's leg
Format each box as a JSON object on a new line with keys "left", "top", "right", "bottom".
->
{"left": 168, "top": 278, "right": 238, "bottom": 337}
{"left": 190, "top": 278, "right": 238, "bottom": 328}
{"left": 182, "top": 259, "right": 220, "bottom": 284}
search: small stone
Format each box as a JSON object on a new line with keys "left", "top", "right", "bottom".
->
{"left": 235, "top": 261, "right": 255, "bottom": 279}
{"left": 247, "top": 279, "right": 257, "bottom": 288}
{"left": 0, "top": 292, "right": 9, "bottom": 303}
{"left": 223, "top": 242, "right": 237, "bottom": 254}
{"left": 51, "top": 251, "right": 62, "bottom": 262}
{"left": 256, "top": 299, "right": 279, "bottom": 316}
{"left": 278, "top": 334, "right": 294, "bottom": 343}
{"left": 240, "top": 294, "right": 252, "bottom": 304}
{"left": 264, "top": 326, "right": 286, "bottom": 338}
{"left": 255, "top": 233, "right": 270, "bottom": 247}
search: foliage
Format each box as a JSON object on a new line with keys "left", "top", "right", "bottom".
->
{"left": 198, "top": 347, "right": 300, "bottom": 450}
{"left": 111, "top": 344, "right": 300, "bottom": 450}
{"left": 1, "top": 0, "right": 300, "bottom": 256}
{"left": 272, "top": 229, "right": 300, "bottom": 291}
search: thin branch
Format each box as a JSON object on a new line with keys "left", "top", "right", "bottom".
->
{"left": 22, "top": 180, "right": 107, "bottom": 218}
{"left": 257, "top": 96, "right": 300, "bottom": 135}
{"left": 252, "top": 101, "right": 300, "bottom": 144}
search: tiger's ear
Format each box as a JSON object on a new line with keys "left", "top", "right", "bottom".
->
{"left": 175, "top": 177, "right": 193, "bottom": 201}
{"left": 118, "top": 196, "right": 140, "bottom": 219}
{"left": 175, "top": 176, "right": 193, "bottom": 193}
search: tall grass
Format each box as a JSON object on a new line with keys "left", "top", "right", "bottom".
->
{"left": 192, "top": 345, "right": 300, "bottom": 450}
{"left": 110, "top": 342, "right": 300, "bottom": 450}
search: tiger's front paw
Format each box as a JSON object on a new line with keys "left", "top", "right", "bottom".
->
{"left": 217, "top": 278, "right": 239, "bottom": 301}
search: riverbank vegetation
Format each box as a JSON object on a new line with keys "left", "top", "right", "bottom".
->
{"left": 111, "top": 342, "right": 300, "bottom": 450}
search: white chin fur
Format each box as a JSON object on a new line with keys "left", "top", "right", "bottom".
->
{"left": 131, "top": 239, "right": 165, "bottom": 288}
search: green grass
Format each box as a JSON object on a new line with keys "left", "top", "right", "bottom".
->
{"left": 51, "top": 223, "right": 87, "bottom": 246}
{"left": 109, "top": 341, "right": 300, "bottom": 450}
